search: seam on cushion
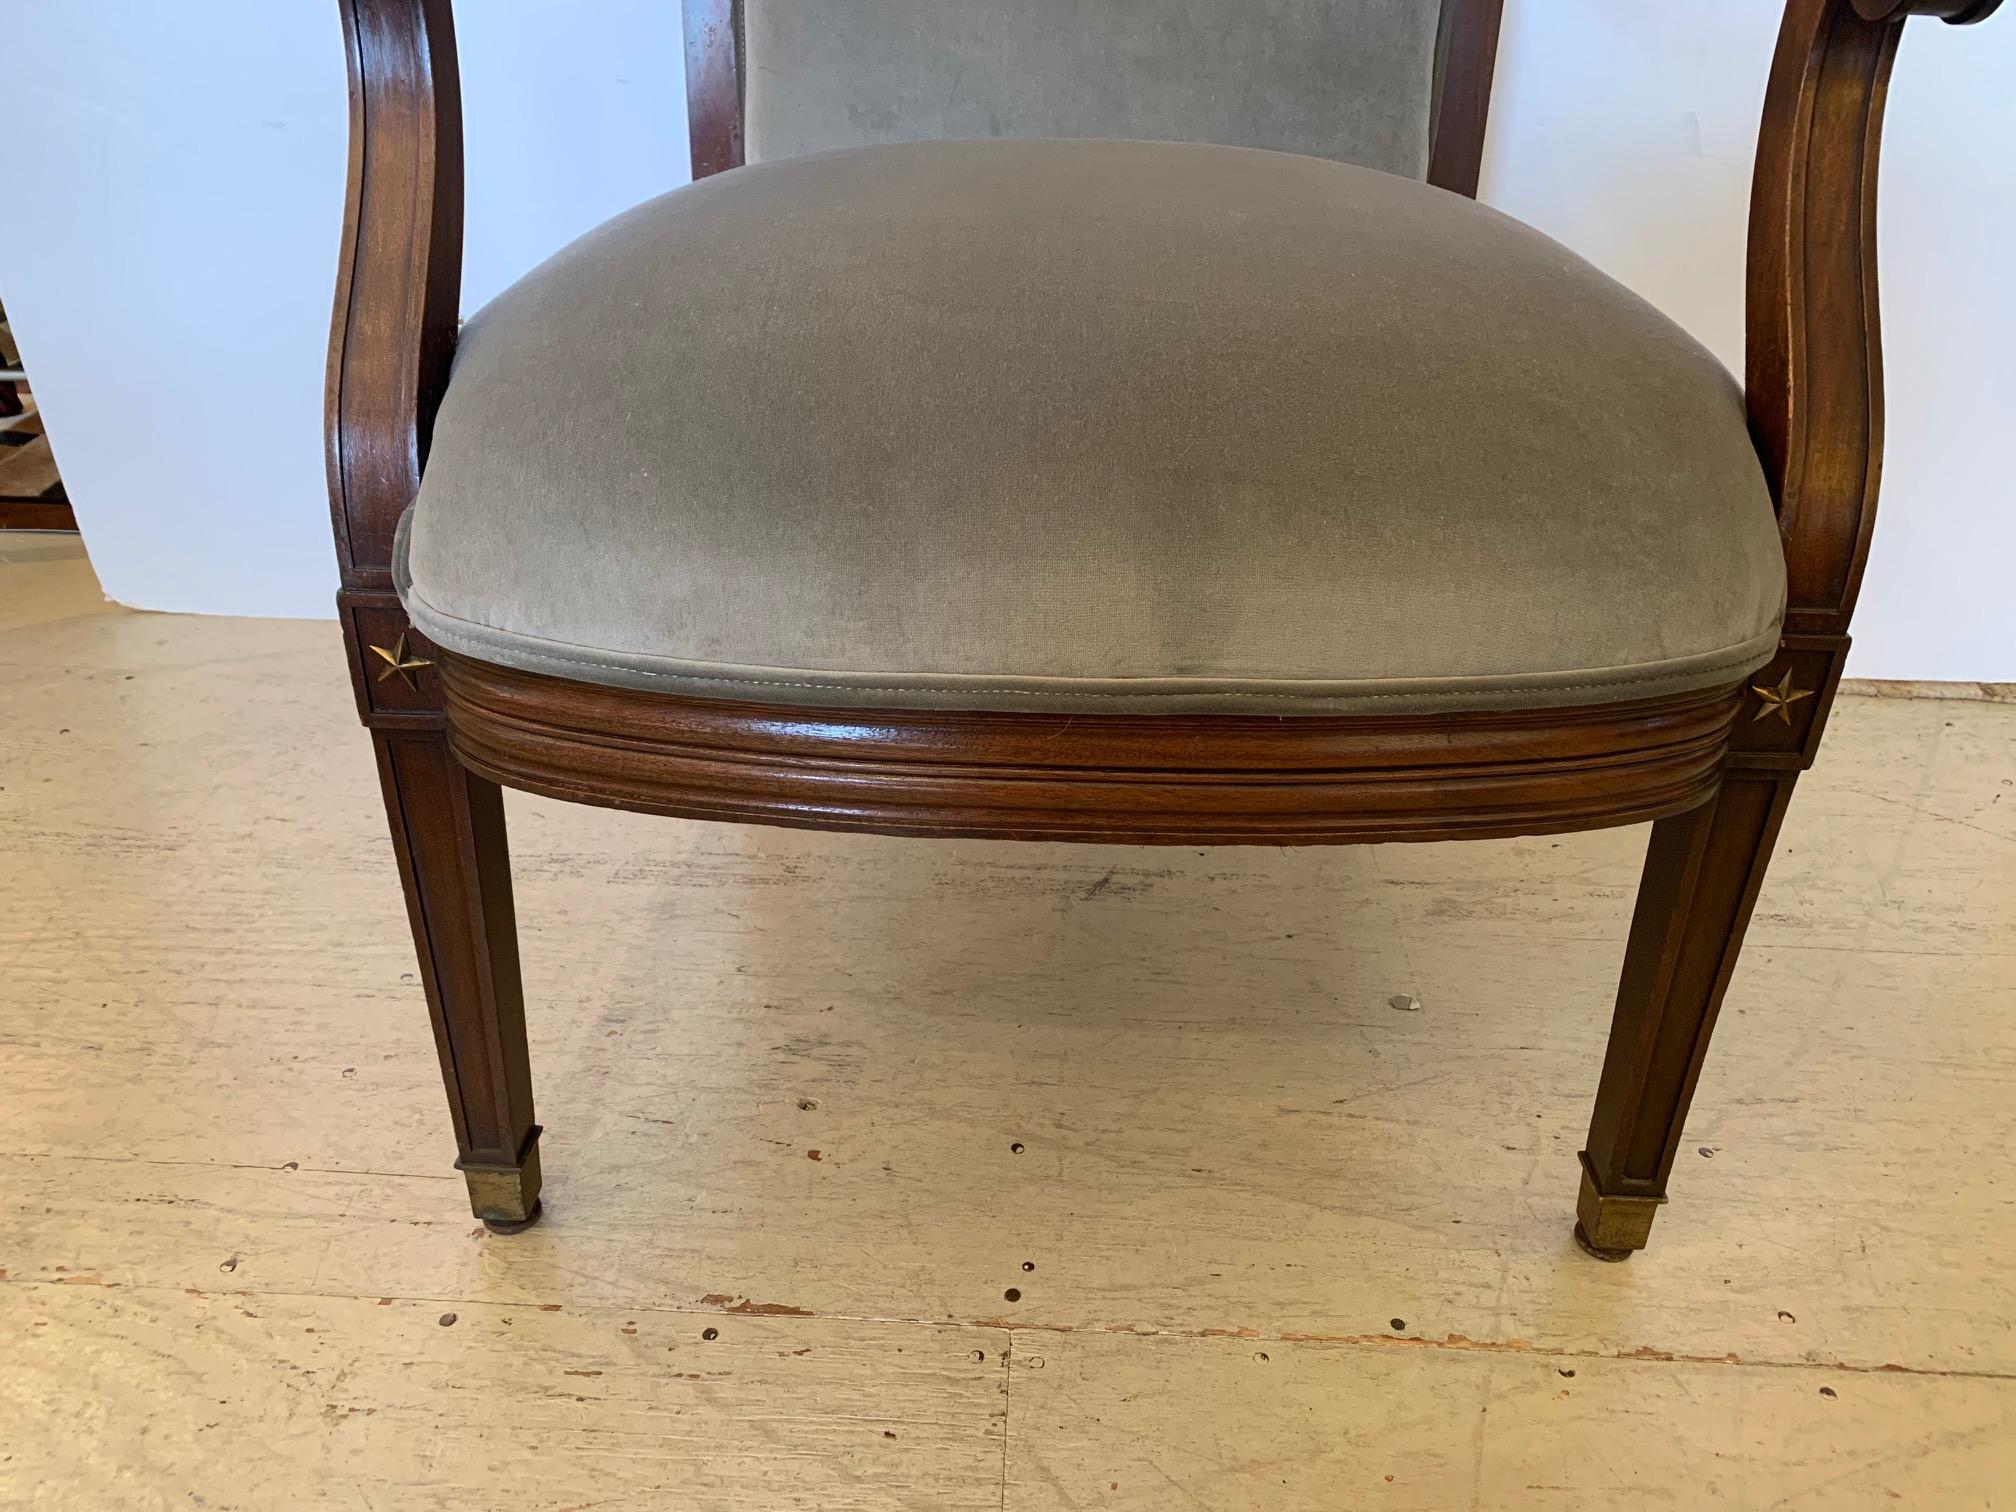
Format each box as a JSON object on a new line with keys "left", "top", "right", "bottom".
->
{"left": 445, "top": 639, "right": 1775, "bottom": 700}
{"left": 401, "top": 581, "right": 1781, "bottom": 702}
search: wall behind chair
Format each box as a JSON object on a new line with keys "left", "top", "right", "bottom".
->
{"left": 0, "top": 1, "right": 690, "bottom": 619}
{"left": 1485, "top": 0, "right": 2016, "bottom": 681}
{"left": 1, "top": 0, "right": 2009, "bottom": 678}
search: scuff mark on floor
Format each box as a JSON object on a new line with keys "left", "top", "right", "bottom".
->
{"left": 699, "top": 1293, "right": 817, "bottom": 1317}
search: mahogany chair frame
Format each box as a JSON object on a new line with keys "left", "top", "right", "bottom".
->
{"left": 327, "top": 0, "right": 2001, "bottom": 1252}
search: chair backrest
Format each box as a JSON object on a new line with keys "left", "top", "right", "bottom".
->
{"left": 684, "top": 0, "right": 1503, "bottom": 195}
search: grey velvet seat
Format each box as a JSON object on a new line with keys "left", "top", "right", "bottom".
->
{"left": 399, "top": 137, "right": 1784, "bottom": 716}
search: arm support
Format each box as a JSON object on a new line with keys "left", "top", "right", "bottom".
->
{"left": 1746, "top": 0, "right": 2000, "bottom": 637}
{"left": 326, "top": 0, "right": 463, "bottom": 588}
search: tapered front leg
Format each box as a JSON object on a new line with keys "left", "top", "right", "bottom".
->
{"left": 1577, "top": 769, "right": 1799, "bottom": 1257}
{"left": 325, "top": 0, "right": 536, "bottom": 1226}
{"left": 373, "top": 728, "right": 542, "bottom": 1229}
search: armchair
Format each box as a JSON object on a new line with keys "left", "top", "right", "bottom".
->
{"left": 325, "top": 0, "right": 2002, "bottom": 1256}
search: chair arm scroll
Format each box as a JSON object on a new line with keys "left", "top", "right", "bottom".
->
{"left": 1851, "top": 0, "right": 2000, "bottom": 23}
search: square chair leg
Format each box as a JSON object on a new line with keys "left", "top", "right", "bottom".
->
{"left": 373, "top": 730, "right": 543, "bottom": 1230}
{"left": 1578, "top": 770, "right": 1798, "bottom": 1258}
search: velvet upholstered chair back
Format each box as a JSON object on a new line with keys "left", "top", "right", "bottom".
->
{"left": 684, "top": 0, "right": 1504, "bottom": 195}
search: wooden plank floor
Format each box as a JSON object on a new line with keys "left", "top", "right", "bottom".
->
{"left": 3, "top": 533, "right": 2013, "bottom": 1510}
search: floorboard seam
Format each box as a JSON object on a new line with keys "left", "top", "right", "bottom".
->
{"left": 10, "top": 1151, "right": 456, "bottom": 1180}
{"left": 6, "top": 1274, "right": 2011, "bottom": 1384}
{"left": 998, "top": 1336, "right": 1012, "bottom": 1512}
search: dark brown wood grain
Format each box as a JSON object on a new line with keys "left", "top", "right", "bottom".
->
{"left": 436, "top": 652, "right": 1742, "bottom": 847}
{"left": 1746, "top": 0, "right": 1996, "bottom": 637}
{"left": 372, "top": 731, "right": 540, "bottom": 1226}
{"left": 327, "top": 0, "right": 462, "bottom": 586}
{"left": 1746, "top": 2, "right": 1896, "bottom": 635}
{"left": 1577, "top": 770, "right": 1800, "bottom": 1255}
{"left": 325, "top": 0, "right": 463, "bottom": 717}
{"left": 683, "top": 0, "right": 743, "bottom": 179}
{"left": 1427, "top": 0, "right": 1504, "bottom": 196}
{"left": 0, "top": 500, "right": 76, "bottom": 531}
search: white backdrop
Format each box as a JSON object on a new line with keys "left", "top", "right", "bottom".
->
{"left": 3, "top": 0, "right": 2010, "bottom": 678}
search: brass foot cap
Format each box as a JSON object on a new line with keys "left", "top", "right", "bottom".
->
{"left": 458, "top": 1126, "right": 543, "bottom": 1227}
{"left": 1575, "top": 1152, "right": 1665, "bottom": 1254}
{"left": 481, "top": 1199, "right": 544, "bottom": 1236}
{"left": 1573, "top": 1220, "right": 1635, "bottom": 1263}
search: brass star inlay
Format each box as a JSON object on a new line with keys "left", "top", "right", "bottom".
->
{"left": 1751, "top": 670, "right": 1814, "bottom": 725}
{"left": 368, "top": 631, "right": 432, "bottom": 690}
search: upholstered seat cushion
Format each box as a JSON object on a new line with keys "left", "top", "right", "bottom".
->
{"left": 399, "top": 138, "right": 1784, "bottom": 716}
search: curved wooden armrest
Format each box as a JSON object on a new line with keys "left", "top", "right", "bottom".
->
{"left": 326, "top": 0, "right": 463, "bottom": 590}
{"left": 1746, "top": 0, "right": 2001, "bottom": 641}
